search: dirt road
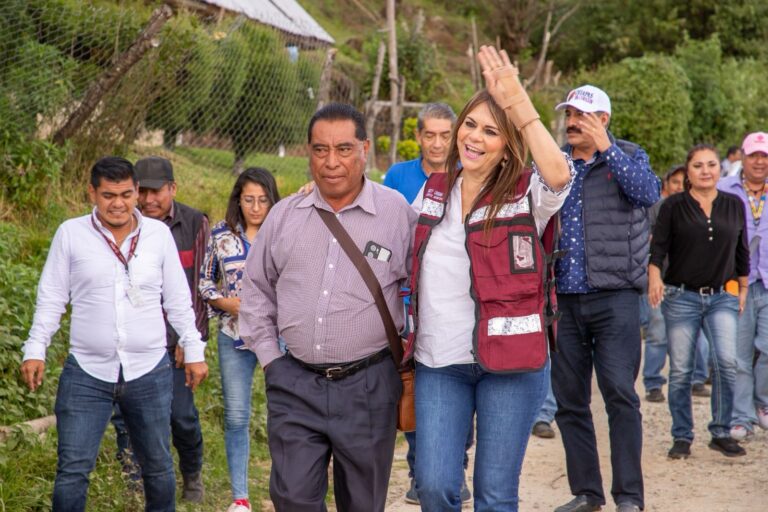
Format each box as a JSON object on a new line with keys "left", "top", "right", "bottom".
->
{"left": 385, "top": 378, "right": 767, "bottom": 512}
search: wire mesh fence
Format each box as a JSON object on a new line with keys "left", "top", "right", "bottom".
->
{"left": 0, "top": 0, "right": 335, "bottom": 194}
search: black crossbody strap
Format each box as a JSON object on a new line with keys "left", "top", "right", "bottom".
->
{"left": 315, "top": 207, "right": 404, "bottom": 367}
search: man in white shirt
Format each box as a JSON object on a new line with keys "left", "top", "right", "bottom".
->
{"left": 20, "top": 156, "right": 208, "bottom": 512}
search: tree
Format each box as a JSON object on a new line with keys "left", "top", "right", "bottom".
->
{"left": 578, "top": 55, "right": 693, "bottom": 173}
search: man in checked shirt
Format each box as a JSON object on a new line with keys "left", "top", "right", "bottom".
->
{"left": 239, "top": 103, "right": 417, "bottom": 511}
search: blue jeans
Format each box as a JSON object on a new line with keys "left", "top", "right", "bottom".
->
{"left": 732, "top": 281, "right": 768, "bottom": 428}
{"left": 414, "top": 362, "right": 547, "bottom": 512}
{"left": 642, "top": 300, "right": 711, "bottom": 391}
{"left": 662, "top": 287, "right": 738, "bottom": 441}
{"left": 111, "top": 348, "right": 204, "bottom": 476}
{"left": 219, "top": 331, "right": 259, "bottom": 500}
{"left": 53, "top": 354, "right": 174, "bottom": 512}
{"left": 535, "top": 376, "right": 557, "bottom": 424}
{"left": 405, "top": 422, "right": 473, "bottom": 479}
{"left": 552, "top": 289, "right": 644, "bottom": 509}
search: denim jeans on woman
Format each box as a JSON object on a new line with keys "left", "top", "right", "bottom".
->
{"left": 414, "top": 361, "right": 547, "bottom": 512}
{"left": 662, "top": 286, "right": 738, "bottom": 441}
{"left": 218, "top": 331, "right": 260, "bottom": 500}
{"left": 53, "top": 354, "right": 174, "bottom": 512}
{"left": 732, "top": 281, "right": 768, "bottom": 430}
{"left": 642, "top": 297, "right": 710, "bottom": 392}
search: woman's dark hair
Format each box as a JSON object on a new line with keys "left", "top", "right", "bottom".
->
{"left": 685, "top": 143, "right": 720, "bottom": 168}
{"left": 225, "top": 167, "right": 280, "bottom": 232}
{"left": 90, "top": 156, "right": 135, "bottom": 188}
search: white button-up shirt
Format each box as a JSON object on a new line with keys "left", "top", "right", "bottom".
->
{"left": 23, "top": 208, "right": 206, "bottom": 382}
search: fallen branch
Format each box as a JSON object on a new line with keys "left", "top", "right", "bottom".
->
{"left": 0, "top": 415, "right": 56, "bottom": 441}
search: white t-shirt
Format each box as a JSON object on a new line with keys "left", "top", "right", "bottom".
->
{"left": 411, "top": 166, "right": 573, "bottom": 368}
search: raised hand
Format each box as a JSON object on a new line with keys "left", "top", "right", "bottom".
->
{"left": 477, "top": 45, "right": 524, "bottom": 109}
{"left": 476, "top": 45, "right": 539, "bottom": 131}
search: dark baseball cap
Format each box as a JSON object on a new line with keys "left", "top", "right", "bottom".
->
{"left": 135, "top": 157, "right": 174, "bottom": 189}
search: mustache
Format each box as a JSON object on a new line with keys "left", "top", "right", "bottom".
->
{"left": 566, "top": 126, "right": 582, "bottom": 134}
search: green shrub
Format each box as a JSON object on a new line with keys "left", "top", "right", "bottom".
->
{"left": 402, "top": 117, "right": 418, "bottom": 141}
{"left": 376, "top": 135, "right": 391, "bottom": 154}
{"left": 397, "top": 139, "right": 420, "bottom": 161}
{"left": 577, "top": 55, "right": 692, "bottom": 173}
{"left": 0, "top": 127, "right": 67, "bottom": 211}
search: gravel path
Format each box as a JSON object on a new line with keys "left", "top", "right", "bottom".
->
{"left": 384, "top": 373, "right": 767, "bottom": 511}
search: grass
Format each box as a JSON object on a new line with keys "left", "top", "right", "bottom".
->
{"left": 0, "top": 331, "right": 272, "bottom": 511}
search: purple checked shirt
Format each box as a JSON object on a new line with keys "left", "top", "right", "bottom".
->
{"left": 239, "top": 178, "right": 417, "bottom": 367}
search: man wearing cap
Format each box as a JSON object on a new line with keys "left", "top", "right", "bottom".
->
{"left": 130, "top": 156, "right": 210, "bottom": 502}
{"left": 717, "top": 132, "right": 768, "bottom": 441}
{"left": 551, "top": 85, "right": 660, "bottom": 512}
{"left": 20, "top": 156, "right": 208, "bottom": 511}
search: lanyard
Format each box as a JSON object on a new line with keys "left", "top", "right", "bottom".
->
{"left": 742, "top": 178, "right": 766, "bottom": 227}
{"left": 91, "top": 215, "right": 140, "bottom": 273}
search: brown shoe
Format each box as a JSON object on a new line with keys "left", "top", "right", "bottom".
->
{"left": 692, "top": 383, "right": 710, "bottom": 397}
{"left": 532, "top": 421, "right": 556, "bottom": 439}
{"left": 645, "top": 388, "right": 665, "bottom": 402}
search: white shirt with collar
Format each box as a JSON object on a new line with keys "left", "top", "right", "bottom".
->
{"left": 23, "top": 208, "right": 206, "bottom": 382}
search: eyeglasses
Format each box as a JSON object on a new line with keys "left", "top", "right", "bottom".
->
{"left": 310, "top": 142, "right": 363, "bottom": 159}
{"left": 240, "top": 196, "right": 271, "bottom": 209}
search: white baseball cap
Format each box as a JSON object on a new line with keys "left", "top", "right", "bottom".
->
{"left": 555, "top": 85, "right": 611, "bottom": 115}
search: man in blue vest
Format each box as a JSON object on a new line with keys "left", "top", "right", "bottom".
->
{"left": 113, "top": 156, "right": 210, "bottom": 502}
{"left": 550, "top": 85, "right": 660, "bottom": 512}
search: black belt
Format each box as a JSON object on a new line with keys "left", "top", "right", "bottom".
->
{"left": 290, "top": 348, "right": 391, "bottom": 381}
{"left": 673, "top": 284, "right": 725, "bottom": 296}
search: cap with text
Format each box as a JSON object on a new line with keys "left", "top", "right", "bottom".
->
{"left": 135, "top": 157, "right": 174, "bottom": 189}
{"left": 555, "top": 85, "right": 611, "bottom": 115}
{"left": 742, "top": 132, "right": 768, "bottom": 156}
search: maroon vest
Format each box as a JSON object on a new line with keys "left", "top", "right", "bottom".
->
{"left": 404, "top": 170, "right": 559, "bottom": 373}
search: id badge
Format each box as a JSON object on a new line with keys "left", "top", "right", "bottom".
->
{"left": 126, "top": 284, "right": 145, "bottom": 308}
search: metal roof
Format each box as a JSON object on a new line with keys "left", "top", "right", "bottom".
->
{"left": 203, "top": 0, "right": 334, "bottom": 45}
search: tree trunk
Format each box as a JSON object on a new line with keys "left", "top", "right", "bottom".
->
{"left": 52, "top": 5, "right": 173, "bottom": 146}
{"left": 365, "top": 40, "right": 387, "bottom": 173}
{"left": 386, "top": 0, "right": 400, "bottom": 167}
{"left": 316, "top": 48, "right": 338, "bottom": 111}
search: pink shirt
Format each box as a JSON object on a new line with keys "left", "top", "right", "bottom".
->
{"left": 239, "top": 179, "right": 417, "bottom": 367}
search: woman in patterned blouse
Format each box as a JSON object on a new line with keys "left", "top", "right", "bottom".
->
{"left": 199, "top": 167, "right": 280, "bottom": 512}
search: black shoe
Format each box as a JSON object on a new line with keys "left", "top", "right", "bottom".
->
{"left": 181, "top": 471, "right": 204, "bottom": 503}
{"left": 667, "top": 439, "right": 691, "bottom": 459}
{"left": 460, "top": 476, "right": 472, "bottom": 503}
{"left": 404, "top": 478, "right": 419, "bottom": 504}
{"left": 616, "top": 503, "right": 641, "bottom": 512}
{"left": 554, "top": 495, "right": 601, "bottom": 512}
{"left": 708, "top": 437, "right": 746, "bottom": 457}
{"left": 691, "top": 383, "right": 710, "bottom": 397}
{"left": 645, "top": 388, "right": 665, "bottom": 403}
{"left": 532, "top": 421, "right": 556, "bottom": 439}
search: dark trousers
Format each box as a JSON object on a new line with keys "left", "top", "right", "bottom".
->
{"left": 552, "top": 289, "right": 644, "bottom": 509}
{"left": 265, "top": 353, "right": 402, "bottom": 512}
{"left": 112, "top": 349, "right": 204, "bottom": 476}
